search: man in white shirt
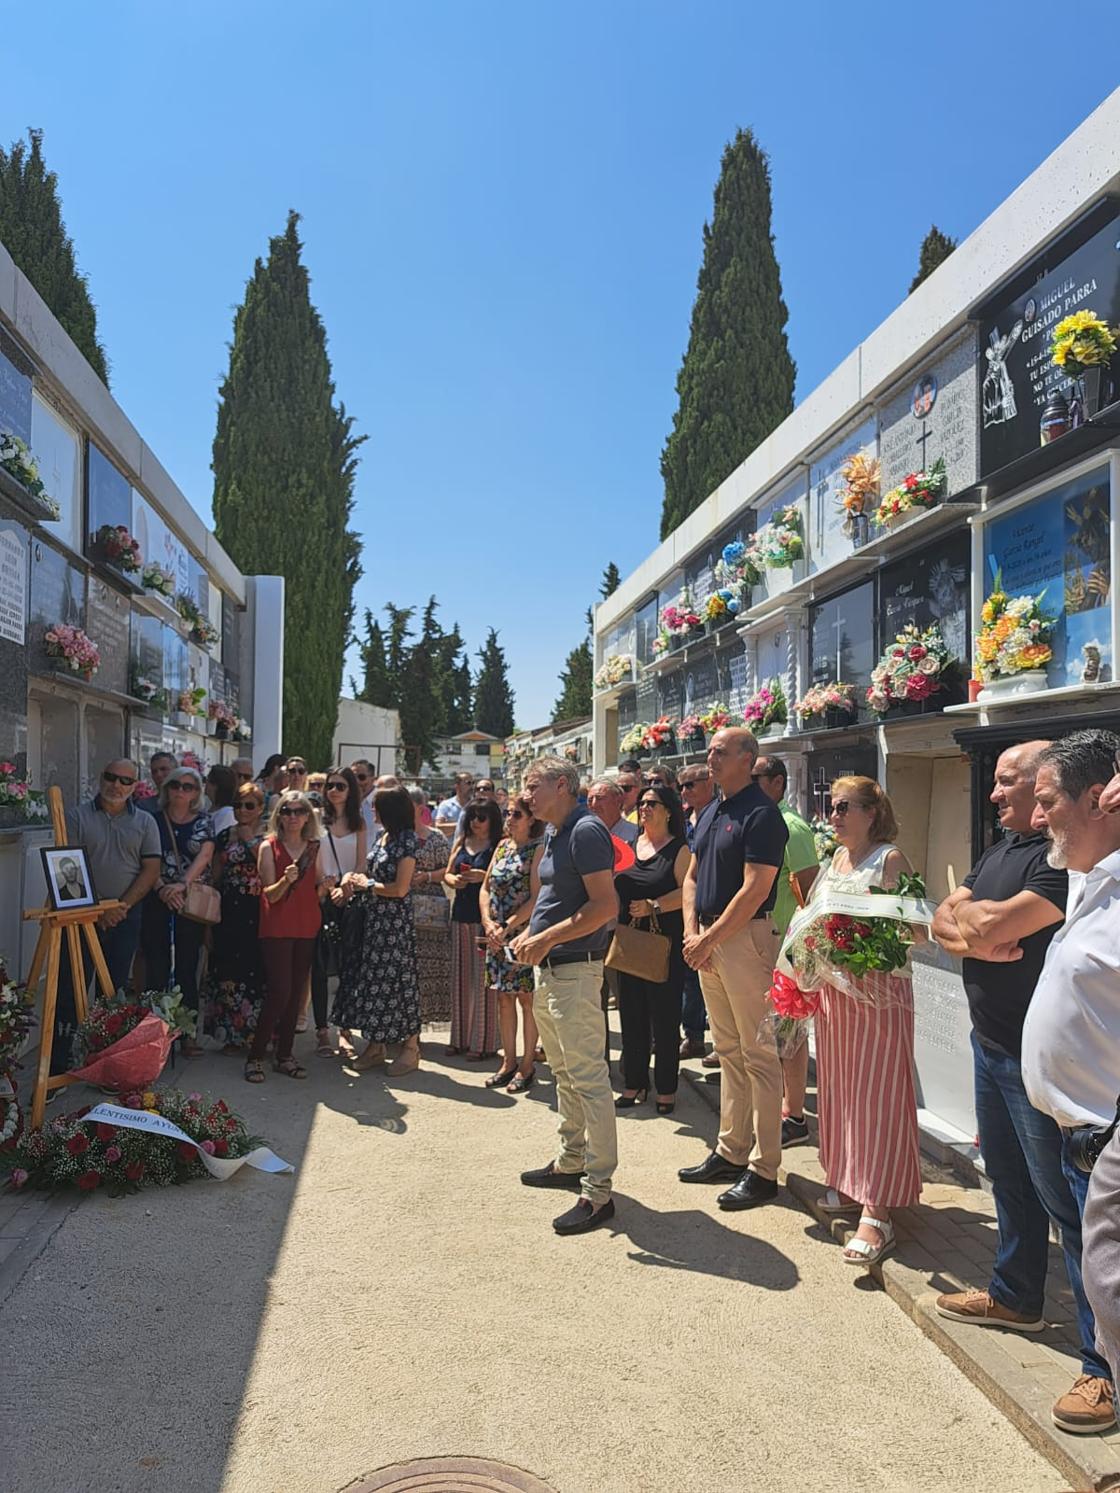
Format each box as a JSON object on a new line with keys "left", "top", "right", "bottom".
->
{"left": 435, "top": 772, "right": 474, "bottom": 838}
{"left": 1021, "top": 728, "right": 1120, "bottom": 1433}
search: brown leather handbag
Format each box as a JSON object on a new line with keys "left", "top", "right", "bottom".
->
{"left": 163, "top": 813, "right": 221, "bottom": 925}
{"left": 606, "top": 905, "right": 671, "bottom": 983}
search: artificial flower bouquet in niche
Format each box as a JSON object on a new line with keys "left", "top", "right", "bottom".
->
{"left": 130, "top": 673, "right": 167, "bottom": 711}
{"left": 2, "top": 1088, "right": 262, "bottom": 1196}
{"left": 776, "top": 872, "right": 933, "bottom": 1002}
{"left": 974, "top": 573, "right": 1054, "bottom": 683}
{"left": 678, "top": 713, "right": 705, "bottom": 747}
{"left": 44, "top": 623, "right": 100, "bottom": 680}
{"left": 0, "top": 432, "right": 59, "bottom": 518}
{"left": 1051, "top": 310, "right": 1118, "bottom": 377}
{"left": 742, "top": 677, "right": 787, "bottom": 735}
{"left": 95, "top": 524, "right": 142, "bottom": 574}
{"left": 699, "top": 702, "right": 735, "bottom": 736}
{"left": 712, "top": 540, "right": 760, "bottom": 609}
{"left": 837, "top": 454, "right": 880, "bottom": 537}
{"left": 594, "top": 654, "right": 633, "bottom": 691}
{"left": 141, "top": 561, "right": 175, "bottom": 597}
{"left": 175, "top": 593, "right": 219, "bottom": 649}
{"left": 178, "top": 686, "right": 207, "bottom": 717}
{"left": 658, "top": 591, "right": 703, "bottom": 644}
{"left": 208, "top": 699, "right": 237, "bottom": 735}
{"left": 641, "top": 715, "right": 677, "bottom": 753}
{"left": 867, "top": 622, "right": 955, "bottom": 714}
{"left": 748, "top": 506, "right": 804, "bottom": 570}
{"left": 873, "top": 458, "right": 946, "bottom": 527}
{"left": 704, "top": 588, "right": 740, "bottom": 626}
{"left": 795, "top": 681, "right": 857, "bottom": 727}
{"left": 619, "top": 723, "right": 648, "bottom": 757}
{"left": 0, "top": 762, "right": 47, "bottom": 821}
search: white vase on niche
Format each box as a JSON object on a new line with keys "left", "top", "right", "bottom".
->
{"left": 977, "top": 670, "right": 1049, "bottom": 703}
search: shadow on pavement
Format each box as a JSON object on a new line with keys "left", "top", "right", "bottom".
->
{"left": 608, "top": 1192, "right": 801, "bottom": 1290}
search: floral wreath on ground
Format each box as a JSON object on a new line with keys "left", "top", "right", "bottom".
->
{"left": 175, "top": 593, "right": 220, "bottom": 648}
{"left": 838, "top": 453, "right": 880, "bottom": 536}
{"left": 594, "top": 654, "right": 633, "bottom": 690}
{"left": 96, "top": 524, "right": 142, "bottom": 574}
{"left": 0, "top": 432, "right": 60, "bottom": 518}
{"left": 44, "top": 623, "right": 100, "bottom": 680}
{"left": 742, "top": 677, "right": 787, "bottom": 734}
{"left": 178, "top": 686, "right": 207, "bottom": 717}
{"left": 974, "top": 572, "right": 1055, "bottom": 682}
{"left": 619, "top": 723, "right": 648, "bottom": 756}
{"left": 867, "top": 623, "right": 955, "bottom": 713}
{"left": 641, "top": 715, "right": 677, "bottom": 752}
{"left": 0, "top": 761, "right": 47, "bottom": 821}
{"left": 1051, "top": 310, "right": 1119, "bottom": 377}
{"left": 873, "top": 457, "right": 946, "bottom": 526}
{"left": 747, "top": 506, "right": 804, "bottom": 570}
{"left": 795, "top": 681, "right": 857, "bottom": 722}
{"left": 141, "top": 561, "right": 175, "bottom": 597}
{"left": 1, "top": 1088, "right": 262, "bottom": 1196}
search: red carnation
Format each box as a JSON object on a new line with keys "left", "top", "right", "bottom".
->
{"left": 213, "top": 1139, "right": 229, "bottom": 1157}
{"left": 76, "top": 1170, "right": 102, "bottom": 1190}
{"left": 125, "top": 1161, "right": 145, "bottom": 1181}
{"left": 104, "top": 1013, "right": 124, "bottom": 1036}
{"left": 66, "top": 1132, "right": 90, "bottom": 1156}
{"left": 176, "top": 1141, "right": 197, "bottom": 1161}
{"left": 94, "top": 1122, "right": 117, "bottom": 1143}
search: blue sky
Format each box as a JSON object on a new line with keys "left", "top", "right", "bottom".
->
{"left": 5, "top": 3, "right": 1120, "bottom": 728}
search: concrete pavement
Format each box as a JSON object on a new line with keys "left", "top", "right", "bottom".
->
{"left": 3, "top": 1030, "right": 1068, "bottom": 1493}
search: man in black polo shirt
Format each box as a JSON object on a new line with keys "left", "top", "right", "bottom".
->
{"left": 931, "top": 741, "right": 1111, "bottom": 1427}
{"left": 680, "top": 726, "right": 788, "bottom": 1210}
{"left": 512, "top": 756, "right": 619, "bottom": 1235}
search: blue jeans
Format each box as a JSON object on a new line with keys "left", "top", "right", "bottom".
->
{"left": 972, "top": 1032, "right": 1110, "bottom": 1379}
{"left": 681, "top": 966, "right": 707, "bottom": 1039}
{"left": 51, "top": 907, "right": 143, "bottom": 1074}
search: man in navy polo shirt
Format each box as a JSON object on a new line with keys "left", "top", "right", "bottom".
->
{"left": 512, "top": 756, "right": 619, "bottom": 1235}
{"left": 680, "top": 726, "right": 788, "bottom": 1210}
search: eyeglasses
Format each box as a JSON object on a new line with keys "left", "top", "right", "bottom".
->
{"left": 236, "top": 801, "right": 263, "bottom": 812}
{"left": 168, "top": 781, "right": 194, "bottom": 793}
{"left": 326, "top": 781, "right": 348, "bottom": 792}
{"left": 638, "top": 799, "right": 662, "bottom": 810}
{"left": 102, "top": 771, "right": 136, "bottom": 787}
{"left": 830, "top": 800, "right": 851, "bottom": 816}
{"left": 279, "top": 806, "right": 309, "bottom": 817}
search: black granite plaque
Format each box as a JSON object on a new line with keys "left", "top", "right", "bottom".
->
{"left": 87, "top": 441, "right": 131, "bottom": 550}
{"left": 130, "top": 612, "right": 164, "bottom": 702}
{"left": 980, "top": 211, "right": 1120, "bottom": 476}
{"left": 29, "top": 538, "right": 85, "bottom": 671}
{"left": 807, "top": 746, "right": 879, "bottom": 818}
{"left": 0, "top": 343, "right": 32, "bottom": 445}
{"left": 222, "top": 593, "right": 238, "bottom": 674}
{"left": 682, "top": 650, "right": 720, "bottom": 719}
{"left": 809, "top": 580, "right": 875, "bottom": 690}
{"left": 86, "top": 577, "right": 130, "bottom": 695}
{"left": 635, "top": 673, "right": 657, "bottom": 725}
{"left": 880, "top": 532, "right": 970, "bottom": 672}
{"left": 658, "top": 666, "right": 685, "bottom": 721}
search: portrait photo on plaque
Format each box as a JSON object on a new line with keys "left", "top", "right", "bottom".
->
{"left": 40, "top": 845, "right": 97, "bottom": 910}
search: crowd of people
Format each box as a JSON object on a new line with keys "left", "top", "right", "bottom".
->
{"left": 50, "top": 728, "right": 1120, "bottom": 1425}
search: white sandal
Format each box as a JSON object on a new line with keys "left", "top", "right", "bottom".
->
{"left": 819, "top": 1188, "right": 860, "bottom": 1215}
{"left": 843, "top": 1214, "right": 895, "bottom": 1267}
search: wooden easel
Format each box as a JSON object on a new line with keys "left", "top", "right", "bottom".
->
{"left": 24, "top": 786, "right": 123, "bottom": 1130}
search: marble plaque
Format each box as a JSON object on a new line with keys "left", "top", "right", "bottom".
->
{"left": 910, "top": 952, "right": 976, "bottom": 1138}
{"left": 0, "top": 341, "right": 32, "bottom": 444}
{"left": 0, "top": 521, "right": 28, "bottom": 644}
{"left": 87, "top": 577, "right": 130, "bottom": 696}
{"left": 809, "top": 416, "right": 877, "bottom": 575}
{"left": 635, "top": 598, "right": 658, "bottom": 666}
{"left": 879, "top": 329, "right": 979, "bottom": 498}
{"left": 131, "top": 612, "right": 164, "bottom": 698}
{"left": 162, "top": 624, "right": 187, "bottom": 697}
{"left": 658, "top": 665, "right": 685, "bottom": 721}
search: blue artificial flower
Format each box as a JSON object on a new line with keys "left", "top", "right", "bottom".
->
{"left": 727, "top": 597, "right": 741, "bottom": 615}
{"left": 718, "top": 588, "right": 733, "bottom": 602}
{"left": 722, "top": 541, "right": 745, "bottom": 565}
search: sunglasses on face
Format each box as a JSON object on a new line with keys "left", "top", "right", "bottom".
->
{"left": 830, "top": 800, "right": 852, "bottom": 816}
{"left": 505, "top": 808, "right": 526, "bottom": 820}
{"left": 326, "top": 781, "right": 348, "bottom": 792}
{"left": 236, "top": 802, "right": 263, "bottom": 812}
{"left": 639, "top": 799, "right": 662, "bottom": 810}
{"left": 287, "top": 767, "right": 306, "bottom": 776}
{"left": 168, "top": 781, "right": 195, "bottom": 792}
{"left": 102, "top": 771, "right": 136, "bottom": 787}
{"left": 279, "top": 806, "right": 309, "bottom": 817}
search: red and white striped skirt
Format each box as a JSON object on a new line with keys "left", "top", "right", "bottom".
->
{"left": 449, "top": 922, "right": 497, "bottom": 1056}
{"left": 815, "top": 973, "right": 921, "bottom": 1210}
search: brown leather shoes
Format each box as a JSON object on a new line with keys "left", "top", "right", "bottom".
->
{"left": 679, "top": 1037, "right": 706, "bottom": 1059}
{"left": 934, "top": 1289, "right": 1044, "bottom": 1334}
{"left": 701, "top": 1050, "right": 721, "bottom": 1069}
{"left": 1051, "top": 1374, "right": 1115, "bottom": 1434}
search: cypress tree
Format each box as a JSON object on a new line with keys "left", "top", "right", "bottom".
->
{"left": 660, "top": 128, "right": 795, "bottom": 540}
{"left": 356, "top": 611, "right": 393, "bottom": 707}
{"left": 439, "top": 621, "right": 473, "bottom": 735}
{"left": 909, "top": 225, "right": 958, "bottom": 293}
{"left": 600, "top": 561, "right": 621, "bottom": 598}
{"left": 213, "top": 212, "right": 364, "bottom": 766}
{"left": 383, "top": 603, "right": 414, "bottom": 695}
{"left": 449, "top": 655, "right": 473, "bottom": 735}
{"left": 474, "top": 628, "right": 515, "bottom": 738}
{"left": 552, "top": 638, "right": 593, "bottom": 722}
{"left": 397, "top": 603, "right": 442, "bottom": 773}
{"left": 0, "top": 129, "right": 108, "bottom": 383}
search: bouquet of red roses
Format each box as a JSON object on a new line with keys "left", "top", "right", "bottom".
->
{"left": 777, "top": 873, "right": 933, "bottom": 1001}
{"left": 758, "top": 969, "right": 820, "bottom": 1058}
{"left": 70, "top": 989, "right": 195, "bottom": 1090}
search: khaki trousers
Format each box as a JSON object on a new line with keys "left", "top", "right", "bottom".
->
{"left": 699, "top": 919, "right": 783, "bottom": 1180}
{"left": 534, "top": 959, "right": 618, "bottom": 1205}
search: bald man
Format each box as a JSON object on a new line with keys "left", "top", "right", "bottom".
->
{"left": 930, "top": 742, "right": 1112, "bottom": 1430}
{"left": 679, "top": 726, "right": 788, "bottom": 1209}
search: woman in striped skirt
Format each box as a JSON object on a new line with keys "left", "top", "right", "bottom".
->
{"left": 811, "top": 776, "right": 922, "bottom": 1267}
{"left": 445, "top": 798, "right": 501, "bottom": 1059}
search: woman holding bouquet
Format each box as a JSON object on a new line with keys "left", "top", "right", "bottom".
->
{"left": 809, "top": 777, "right": 922, "bottom": 1266}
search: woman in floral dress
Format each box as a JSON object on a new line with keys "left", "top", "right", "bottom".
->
{"left": 205, "top": 782, "right": 265, "bottom": 1050}
{"left": 479, "top": 794, "right": 543, "bottom": 1093}
{"left": 331, "top": 785, "right": 422, "bottom": 1077}
{"left": 406, "top": 785, "right": 452, "bottom": 1024}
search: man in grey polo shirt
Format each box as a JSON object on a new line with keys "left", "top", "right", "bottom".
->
{"left": 512, "top": 756, "right": 619, "bottom": 1235}
{"left": 53, "top": 758, "right": 161, "bottom": 1071}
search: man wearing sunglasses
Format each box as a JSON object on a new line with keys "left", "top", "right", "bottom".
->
{"left": 55, "top": 759, "right": 162, "bottom": 1072}
{"left": 615, "top": 762, "right": 642, "bottom": 823}
{"left": 680, "top": 726, "right": 788, "bottom": 1210}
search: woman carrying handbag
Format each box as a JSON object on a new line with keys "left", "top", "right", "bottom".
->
{"left": 246, "top": 790, "right": 330, "bottom": 1083}
{"left": 308, "top": 767, "right": 367, "bottom": 1056}
{"left": 610, "top": 783, "right": 690, "bottom": 1114}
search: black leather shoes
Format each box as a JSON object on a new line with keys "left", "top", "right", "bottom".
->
{"left": 553, "top": 1197, "right": 616, "bottom": 1234}
{"left": 678, "top": 1152, "right": 747, "bottom": 1184}
{"left": 521, "top": 1161, "right": 583, "bottom": 1189}
{"left": 717, "top": 1171, "right": 779, "bottom": 1210}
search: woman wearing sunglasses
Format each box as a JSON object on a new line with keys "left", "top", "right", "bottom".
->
{"left": 308, "top": 767, "right": 368, "bottom": 1056}
{"left": 245, "top": 790, "right": 329, "bottom": 1083}
{"left": 614, "top": 783, "right": 691, "bottom": 1114}
{"left": 446, "top": 798, "right": 503, "bottom": 1058}
{"left": 204, "top": 782, "right": 266, "bottom": 1052}
{"left": 407, "top": 784, "right": 453, "bottom": 1025}
{"left": 479, "top": 795, "right": 544, "bottom": 1093}
{"left": 808, "top": 777, "right": 922, "bottom": 1266}
{"left": 141, "top": 766, "right": 215, "bottom": 1054}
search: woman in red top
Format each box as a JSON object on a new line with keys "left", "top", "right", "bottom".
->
{"left": 246, "top": 790, "right": 332, "bottom": 1083}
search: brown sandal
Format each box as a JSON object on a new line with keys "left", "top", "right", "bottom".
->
{"left": 274, "top": 1057, "right": 307, "bottom": 1080}
{"left": 244, "top": 1059, "right": 265, "bottom": 1084}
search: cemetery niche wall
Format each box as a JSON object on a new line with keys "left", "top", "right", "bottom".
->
{"left": 809, "top": 415, "right": 877, "bottom": 570}
{"left": 879, "top": 329, "right": 980, "bottom": 500}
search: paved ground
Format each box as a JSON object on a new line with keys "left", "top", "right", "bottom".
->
{"left": 3, "top": 1028, "right": 1071, "bottom": 1493}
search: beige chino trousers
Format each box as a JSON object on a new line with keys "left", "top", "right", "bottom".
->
{"left": 698, "top": 918, "right": 783, "bottom": 1180}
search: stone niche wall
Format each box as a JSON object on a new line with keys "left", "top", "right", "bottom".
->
{"left": 879, "top": 328, "right": 979, "bottom": 498}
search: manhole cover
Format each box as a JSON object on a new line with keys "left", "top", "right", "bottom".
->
{"left": 344, "top": 1458, "right": 557, "bottom": 1492}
